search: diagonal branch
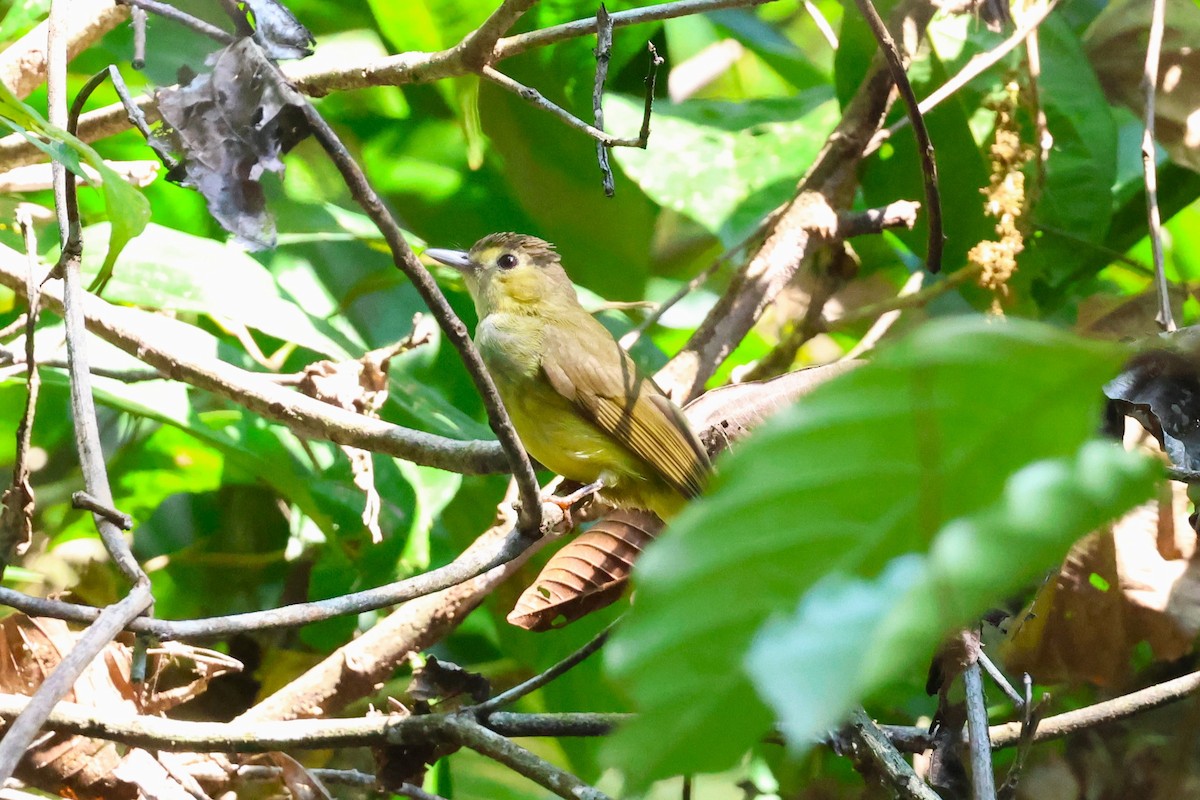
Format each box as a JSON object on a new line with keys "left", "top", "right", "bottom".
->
{"left": 0, "top": 253, "right": 510, "bottom": 475}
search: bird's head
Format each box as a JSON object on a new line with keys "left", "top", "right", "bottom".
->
{"left": 426, "top": 232, "right": 577, "bottom": 318}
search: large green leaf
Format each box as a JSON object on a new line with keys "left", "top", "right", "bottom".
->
{"left": 1025, "top": 14, "right": 1118, "bottom": 292}
{"left": 603, "top": 317, "right": 1145, "bottom": 787}
{"left": 0, "top": 82, "right": 150, "bottom": 283}
{"left": 748, "top": 440, "right": 1156, "bottom": 748}
{"left": 79, "top": 223, "right": 355, "bottom": 359}
{"left": 609, "top": 92, "right": 839, "bottom": 245}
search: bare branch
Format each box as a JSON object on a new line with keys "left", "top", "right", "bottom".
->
{"left": 284, "top": 52, "right": 543, "bottom": 535}
{"left": 474, "top": 622, "right": 614, "bottom": 716}
{"left": 0, "top": 580, "right": 153, "bottom": 783}
{"left": 0, "top": 693, "right": 626, "bottom": 751}
{"left": 54, "top": 4, "right": 145, "bottom": 585}
{"left": 442, "top": 714, "right": 611, "bottom": 800}
{"left": 0, "top": 513, "right": 553, "bottom": 639}
{"left": 867, "top": 0, "right": 1060, "bottom": 155}
{"left": 120, "top": 0, "right": 234, "bottom": 43}
{"left": 852, "top": 0, "right": 942, "bottom": 273}
{"left": 657, "top": 0, "right": 935, "bottom": 400}
{"left": 1142, "top": 0, "right": 1174, "bottom": 331}
{"left": 0, "top": 0, "right": 128, "bottom": 99}
{"left": 0, "top": 212, "right": 41, "bottom": 569}
{"left": 837, "top": 709, "right": 941, "bottom": 800}
{"left": 963, "top": 663, "right": 997, "bottom": 800}
{"left": 593, "top": 5, "right": 616, "bottom": 196}
{"left": 0, "top": 0, "right": 773, "bottom": 171}
{"left": 0, "top": 254, "right": 511, "bottom": 475}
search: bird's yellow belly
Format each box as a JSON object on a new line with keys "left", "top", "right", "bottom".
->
{"left": 503, "top": 377, "right": 638, "bottom": 485}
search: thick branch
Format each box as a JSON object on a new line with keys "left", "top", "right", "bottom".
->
{"left": 0, "top": 251, "right": 509, "bottom": 475}
{"left": 0, "top": 0, "right": 128, "bottom": 99}
{"left": 0, "top": 0, "right": 773, "bottom": 171}
{"left": 657, "top": 0, "right": 935, "bottom": 401}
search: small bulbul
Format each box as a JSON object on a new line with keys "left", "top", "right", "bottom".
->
{"left": 426, "top": 233, "right": 710, "bottom": 520}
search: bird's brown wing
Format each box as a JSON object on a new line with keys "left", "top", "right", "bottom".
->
{"left": 541, "top": 319, "right": 710, "bottom": 498}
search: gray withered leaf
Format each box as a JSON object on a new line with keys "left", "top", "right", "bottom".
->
{"left": 242, "top": 0, "right": 315, "bottom": 60}
{"left": 1105, "top": 326, "right": 1200, "bottom": 471}
{"left": 155, "top": 39, "right": 310, "bottom": 249}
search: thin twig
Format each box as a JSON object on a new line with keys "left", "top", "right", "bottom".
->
{"left": 495, "top": 0, "right": 773, "bottom": 60}
{"left": 474, "top": 622, "right": 615, "bottom": 716}
{"left": 281, "top": 54, "right": 543, "bottom": 536}
{"left": 831, "top": 262, "right": 984, "bottom": 330}
{"left": 1141, "top": 0, "right": 1175, "bottom": 332}
{"left": 71, "top": 490, "right": 133, "bottom": 530}
{"left": 839, "top": 709, "right": 941, "bottom": 800}
{"left": 398, "top": 784, "right": 449, "bottom": 800}
{"left": 0, "top": 0, "right": 775, "bottom": 170}
{"left": 853, "top": 0, "right": 942, "bottom": 273}
{"left": 636, "top": 43, "right": 664, "bottom": 143}
{"left": 838, "top": 269, "right": 924, "bottom": 361}
{"left": 118, "top": 0, "right": 234, "bottom": 44}
{"left": 0, "top": 212, "right": 42, "bottom": 570}
{"left": 54, "top": 5, "right": 145, "bottom": 585}
{"left": 106, "top": 63, "right": 180, "bottom": 170}
{"left": 482, "top": 65, "right": 646, "bottom": 147}
{"left": 1022, "top": 21, "right": 1049, "bottom": 201}
{"left": 231, "top": 765, "right": 377, "bottom": 789}
{"left": 593, "top": 4, "right": 616, "bottom": 196}
{"left": 963, "top": 662, "right": 997, "bottom": 800}
{"left": 0, "top": 519, "right": 543, "bottom": 639}
{"left": 130, "top": 5, "right": 147, "bottom": 69}
{"left": 0, "top": 579, "right": 153, "bottom": 783}
{"left": 620, "top": 229, "right": 761, "bottom": 350}
{"left": 867, "top": 0, "right": 1059, "bottom": 155}
{"left": 997, "top": 678, "right": 1047, "bottom": 800}
{"left": 442, "top": 714, "right": 610, "bottom": 800}
{"left": 978, "top": 652, "right": 1024, "bottom": 710}
{"left": 804, "top": 0, "right": 839, "bottom": 49}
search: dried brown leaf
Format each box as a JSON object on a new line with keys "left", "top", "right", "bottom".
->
{"left": 508, "top": 510, "right": 661, "bottom": 631}
{"left": 1085, "top": 0, "right": 1200, "bottom": 172}
{"left": 1002, "top": 481, "right": 1198, "bottom": 685}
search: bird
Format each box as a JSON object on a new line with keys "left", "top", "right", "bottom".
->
{"left": 425, "top": 232, "right": 710, "bottom": 520}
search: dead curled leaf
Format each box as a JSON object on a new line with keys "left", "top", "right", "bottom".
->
{"left": 1002, "top": 478, "right": 1200, "bottom": 685}
{"left": 155, "top": 39, "right": 311, "bottom": 250}
{"left": 0, "top": 615, "right": 241, "bottom": 799}
{"left": 297, "top": 325, "right": 433, "bottom": 543}
{"left": 1085, "top": 0, "right": 1200, "bottom": 172}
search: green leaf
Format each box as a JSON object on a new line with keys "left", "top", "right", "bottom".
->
{"left": 0, "top": 81, "right": 150, "bottom": 284}
{"left": 603, "top": 317, "right": 1136, "bottom": 787}
{"left": 609, "top": 92, "right": 839, "bottom": 245}
{"left": 748, "top": 441, "right": 1156, "bottom": 748}
{"left": 79, "top": 223, "right": 353, "bottom": 359}
{"left": 1025, "top": 14, "right": 1118, "bottom": 291}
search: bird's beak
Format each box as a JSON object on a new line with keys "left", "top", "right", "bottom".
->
{"left": 425, "top": 248, "right": 473, "bottom": 272}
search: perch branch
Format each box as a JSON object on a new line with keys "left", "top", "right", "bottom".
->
{"left": 282, "top": 52, "right": 544, "bottom": 536}
{"left": 963, "top": 662, "right": 997, "bottom": 800}
{"left": 1141, "top": 0, "right": 1174, "bottom": 331}
{"left": 0, "top": 254, "right": 511, "bottom": 475}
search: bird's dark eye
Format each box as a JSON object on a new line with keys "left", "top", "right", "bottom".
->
{"left": 497, "top": 253, "right": 518, "bottom": 270}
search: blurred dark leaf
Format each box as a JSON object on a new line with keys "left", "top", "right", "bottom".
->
{"left": 1105, "top": 337, "right": 1200, "bottom": 470}
{"left": 243, "top": 0, "right": 316, "bottom": 59}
